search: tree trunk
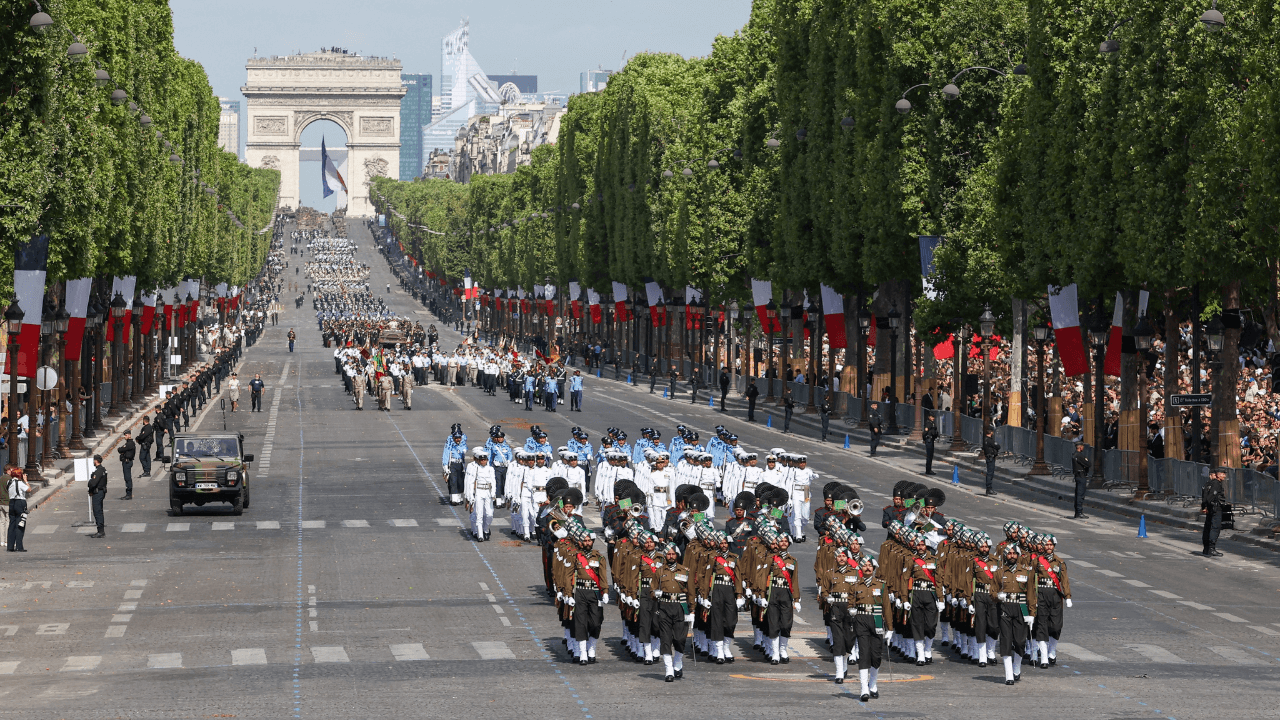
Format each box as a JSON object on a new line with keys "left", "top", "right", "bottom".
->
{"left": 1162, "top": 289, "right": 1184, "bottom": 462}
{"left": 1211, "top": 280, "right": 1243, "bottom": 468}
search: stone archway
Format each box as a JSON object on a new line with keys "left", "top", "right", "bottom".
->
{"left": 242, "top": 49, "right": 405, "bottom": 217}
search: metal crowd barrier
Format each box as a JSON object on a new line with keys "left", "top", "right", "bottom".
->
{"left": 894, "top": 403, "right": 915, "bottom": 432}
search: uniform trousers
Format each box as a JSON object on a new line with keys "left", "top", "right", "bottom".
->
{"left": 493, "top": 467, "right": 508, "bottom": 498}
{"left": 706, "top": 584, "right": 738, "bottom": 643}
{"left": 470, "top": 495, "right": 493, "bottom": 536}
{"left": 972, "top": 592, "right": 1000, "bottom": 643}
{"left": 829, "top": 604, "right": 856, "bottom": 657}
{"left": 636, "top": 593, "right": 657, "bottom": 644}
{"left": 1033, "top": 588, "right": 1064, "bottom": 641}
{"left": 998, "top": 601, "right": 1030, "bottom": 657}
{"left": 447, "top": 461, "right": 464, "bottom": 501}
{"left": 572, "top": 588, "right": 603, "bottom": 642}
{"left": 763, "top": 587, "right": 794, "bottom": 639}
{"left": 7, "top": 498, "right": 26, "bottom": 550}
{"left": 656, "top": 600, "right": 689, "bottom": 655}
{"left": 909, "top": 589, "right": 939, "bottom": 640}
{"left": 91, "top": 491, "right": 106, "bottom": 530}
{"left": 853, "top": 615, "right": 885, "bottom": 670}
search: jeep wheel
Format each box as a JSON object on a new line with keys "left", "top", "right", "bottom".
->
{"left": 232, "top": 489, "right": 244, "bottom": 516}
{"left": 170, "top": 495, "right": 183, "bottom": 516}
{"left": 243, "top": 483, "right": 251, "bottom": 509}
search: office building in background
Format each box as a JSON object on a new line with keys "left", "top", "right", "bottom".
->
{"left": 400, "top": 73, "right": 433, "bottom": 179}
{"left": 218, "top": 97, "right": 241, "bottom": 158}
{"left": 580, "top": 69, "right": 613, "bottom": 94}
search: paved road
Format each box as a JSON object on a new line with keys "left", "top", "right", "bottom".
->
{"left": 2, "top": 220, "right": 1276, "bottom": 719}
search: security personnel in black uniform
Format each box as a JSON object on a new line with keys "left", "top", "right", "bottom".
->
{"left": 981, "top": 429, "right": 1000, "bottom": 496}
{"left": 1200, "top": 470, "right": 1226, "bottom": 557}
{"left": 88, "top": 455, "right": 108, "bottom": 538}
{"left": 117, "top": 430, "right": 136, "bottom": 500}
{"left": 137, "top": 416, "right": 155, "bottom": 477}
{"left": 922, "top": 418, "right": 939, "bottom": 475}
{"left": 868, "top": 403, "right": 883, "bottom": 456}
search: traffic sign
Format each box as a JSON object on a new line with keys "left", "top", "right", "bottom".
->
{"left": 1171, "top": 393, "right": 1212, "bottom": 407}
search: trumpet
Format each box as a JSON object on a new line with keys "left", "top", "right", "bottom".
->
{"left": 628, "top": 503, "right": 645, "bottom": 519}
{"left": 849, "top": 498, "right": 865, "bottom": 516}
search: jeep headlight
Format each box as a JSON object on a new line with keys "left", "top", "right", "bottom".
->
{"left": 175, "top": 471, "right": 186, "bottom": 484}
{"left": 226, "top": 470, "right": 239, "bottom": 481}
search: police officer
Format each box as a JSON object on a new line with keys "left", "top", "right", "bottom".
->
{"left": 249, "top": 373, "right": 266, "bottom": 412}
{"left": 981, "top": 429, "right": 1000, "bottom": 496}
{"left": 1201, "top": 470, "right": 1226, "bottom": 557}
{"left": 868, "top": 402, "right": 883, "bottom": 456}
{"left": 117, "top": 429, "right": 136, "bottom": 500}
{"left": 922, "top": 418, "right": 939, "bottom": 475}
{"left": 88, "top": 455, "right": 108, "bottom": 538}
{"left": 6, "top": 467, "right": 29, "bottom": 552}
{"left": 137, "top": 416, "right": 155, "bottom": 478}
{"left": 1072, "top": 442, "right": 1091, "bottom": 517}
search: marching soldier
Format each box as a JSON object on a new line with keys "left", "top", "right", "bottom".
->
{"left": 1029, "top": 534, "right": 1071, "bottom": 667}
{"left": 651, "top": 542, "right": 694, "bottom": 681}
{"left": 905, "top": 531, "right": 944, "bottom": 666}
{"left": 992, "top": 542, "right": 1037, "bottom": 684}
{"left": 442, "top": 424, "right": 467, "bottom": 506}
{"left": 463, "top": 447, "right": 496, "bottom": 541}
{"left": 557, "top": 513, "right": 607, "bottom": 665}
{"left": 760, "top": 527, "right": 799, "bottom": 665}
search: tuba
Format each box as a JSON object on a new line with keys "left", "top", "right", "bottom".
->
{"left": 547, "top": 507, "right": 571, "bottom": 539}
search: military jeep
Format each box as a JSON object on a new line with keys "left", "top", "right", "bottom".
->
{"left": 162, "top": 433, "right": 254, "bottom": 516}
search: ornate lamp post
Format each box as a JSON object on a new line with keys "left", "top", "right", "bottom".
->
{"left": 979, "top": 304, "right": 996, "bottom": 432}
{"left": 857, "top": 306, "right": 872, "bottom": 425}
{"left": 765, "top": 300, "right": 778, "bottom": 400}
{"left": 107, "top": 291, "right": 127, "bottom": 416}
{"left": 88, "top": 299, "right": 105, "bottom": 434}
{"left": 1028, "top": 321, "right": 1052, "bottom": 476}
{"left": 887, "top": 305, "right": 901, "bottom": 434}
{"left": 949, "top": 322, "right": 970, "bottom": 452}
{"left": 69, "top": 300, "right": 89, "bottom": 450}
{"left": 184, "top": 293, "right": 195, "bottom": 372}
{"left": 5, "top": 302, "right": 23, "bottom": 468}
{"left": 1088, "top": 315, "right": 1111, "bottom": 485}
{"left": 728, "top": 301, "right": 740, "bottom": 383}
{"left": 1132, "top": 314, "right": 1155, "bottom": 498}
{"left": 129, "top": 302, "right": 142, "bottom": 402}
{"left": 54, "top": 306, "right": 70, "bottom": 457}
{"left": 1204, "top": 315, "right": 1226, "bottom": 467}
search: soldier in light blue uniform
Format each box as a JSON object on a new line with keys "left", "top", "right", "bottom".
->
{"left": 668, "top": 425, "right": 689, "bottom": 458}
{"left": 707, "top": 426, "right": 728, "bottom": 467}
{"left": 442, "top": 423, "right": 468, "bottom": 505}
{"left": 567, "top": 427, "right": 594, "bottom": 494}
{"left": 613, "top": 430, "right": 631, "bottom": 459}
{"left": 523, "top": 372, "right": 537, "bottom": 411}
{"left": 524, "top": 425, "right": 553, "bottom": 456}
{"left": 632, "top": 428, "right": 654, "bottom": 465}
{"left": 485, "top": 425, "right": 514, "bottom": 506}
{"left": 718, "top": 434, "right": 741, "bottom": 468}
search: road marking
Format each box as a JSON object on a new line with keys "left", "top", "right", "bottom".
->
{"left": 118, "top": 604, "right": 136, "bottom": 612}
{"left": 0, "top": 662, "right": 19, "bottom": 674}
{"left": 485, "top": 594, "right": 497, "bottom": 603}
{"left": 1073, "top": 561, "right": 1097, "bottom": 568}
{"left": 130, "top": 579, "right": 148, "bottom": 586}
{"left": 435, "top": 518, "right": 463, "bottom": 527}
{"left": 1096, "top": 570, "right": 1123, "bottom": 577}
{"left": 389, "top": 643, "right": 430, "bottom": 661}
{"left": 148, "top": 653, "right": 182, "bottom": 669}
{"left": 787, "top": 639, "right": 827, "bottom": 658}
{"left": 491, "top": 518, "right": 510, "bottom": 527}
{"left": 257, "top": 521, "right": 281, "bottom": 530}
{"left": 472, "top": 641, "right": 516, "bottom": 660}
{"left": 105, "top": 626, "right": 126, "bottom": 638}
{"left": 500, "top": 616, "right": 511, "bottom": 626}
{"left": 31, "top": 525, "right": 56, "bottom": 535}
{"left": 1179, "top": 601, "right": 1215, "bottom": 611}
{"left": 232, "top": 648, "right": 267, "bottom": 665}
{"left": 390, "top": 519, "right": 418, "bottom": 527}
{"left": 1250, "top": 626, "right": 1280, "bottom": 636}
{"left": 22, "top": 581, "right": 51, "bottom": 590}
{"left": 1055, "top": 643, "right": 1111, "bottom": 662}
{"left": 1149, "top": 590, "right": 1181, "bottom": 599}
{"left": 121, "top": 523, "right": 146, "bottom": 533}
{"left": 341, "top": 520, "right": 369, "bottom": 528}
{"left": 491, "top": 605, "right": 504, "bottom": 614}
{"left": 1125, "top": 644, "right": 1187, "bottom": 664}
{"left": 1213, "top": 613, "right": 1249, "bottom": 623}
{"left": 124, "top": 590, "right": 143, "bottom": 600}
{"left": 212, "top": 522, "right": 235, "bottom": 531}
{"left": 61, "top": 656, "right": 101, "bottom": 671}
{"left": 308, "top": 585, "right": 316, "bottom": 594}
{"left": 1210, "top": 646, "right": 1268, "bottom": 665}
{"left": 111, "top": 615, "right": 132, "bottom": 623}
{"left": 309, "top": 621, "right": 319, "bottom": 632}
{"left": 478, "top": 582, "right": 489, "bottom": 591}
{"left": 310, "top": 646, "right": 349, "bottom": 663}
{"left": 166, "top": 523, "right": 190, "bottom": 532}
{"left": 36, "top": 624, "right": 68, "bottom": 635}
{"left": 1121, "top": 580, "right": 1151, "bottom": 587}
{"left": 301, "top": 521, "right": 325, "bottom": 529}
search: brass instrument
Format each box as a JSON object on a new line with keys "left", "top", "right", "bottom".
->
{"left": 547, "top": 506, "right": 571, "bottom": 539}
{"left": 849, "top": 498, "right": 865, "bottom": 516}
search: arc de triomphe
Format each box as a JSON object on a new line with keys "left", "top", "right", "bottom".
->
{"left": 243, "top": 50, "right": 405, "bottom": 217}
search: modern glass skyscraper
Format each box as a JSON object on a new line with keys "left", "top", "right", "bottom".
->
{"left": 400, "top": 73, "right": 432, "bottom": 180}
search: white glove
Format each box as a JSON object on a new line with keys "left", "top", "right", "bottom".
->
{"left": 684, "top": 614, "right": 694, "bottom": 624}
{"left": 968, "top": 604, "right": 976, "bottom": 614}
{"left": 885, "top": 631, "right": 894, "bottom": 643}
{"left": 959, "top": 599, "right": 967, "bottom": 608}
{"left": 997, "top": 592, "right": 1007, "bottom": 601}
{"left": 1025, "top": 615, "right": 1035, "bottom": 627}
{"left": 793, "top": 601, "right": 801, "bottom": 612}
{"left": 736, "top": 597, "right": 746, "bottom": 610}
{"left": 894, "top": 598, "right": 903, "bottom": 609}
{"left": 556, "top": 591, "right": 564, "bottom": 602}
{"left": 745, "top": 587, "right": 753, "bottom": 598}
{"left": 600, "top": 593, "right": 609, "bottom": 606}
{"left": 888, "top": 593, "right": 895, "bottom": 603}
{"left": 654, "top": 589, "right": 663, "bottom": 598}
{"left": 757, "top": 596, "right": 768, "bottom": 607}
{"left": 566, "top": 597, "right": 576, "bottom": 607}
{"left": 950, "top": 598, "right": 958, "bottom": 607}
{"left": 945, "top": 593, "right": 952, "bottom": 602}
{"left": 936, "top": 600, "right": 945, "bottom": 611}
{"left": 1065, "top": 599, "right": 1073, "bottom": 608}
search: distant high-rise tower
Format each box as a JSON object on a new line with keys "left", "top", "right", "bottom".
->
{"left": 400, "top": 73, "right": 432, "bottom": 179}
{"left": 423, "top": 20, "right": 501, "bottom": 157}
{"left": 218, "top": 97, "right": 241, "bottom": 158}
{"left": 580, "top": 69, "right": 613, "bottom": 94}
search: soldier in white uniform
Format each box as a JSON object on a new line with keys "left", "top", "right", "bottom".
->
{"left": 561, "top": 451, "right": 588, "bottom": 498}
{"left": 506, "top": 451, "right": 532, "bottom": 539}
{"left": 464, "top": 447, "right": 497, "bottom": 541}
{"left": 695, "top": 453, "right": 720, "bottom": 520}
{"left": 787, "top": 454, "right": 815, "bottom": 542}
{"left": 647, "top": 452, "right": 675, "bottom": 530}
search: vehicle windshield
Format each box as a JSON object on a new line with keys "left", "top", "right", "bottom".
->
{"left": 175, "top": 438, "right": 239, "bottom": 459}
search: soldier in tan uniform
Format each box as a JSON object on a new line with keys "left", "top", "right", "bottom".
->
{"left": 651, "top": 542, "right": 694, "bottom": 682}
{"left": 1029, "top": 533, "right": 1072, "bottom": 668}
{"left": 992, "top": 542, "right": 1037, "bottom": 684}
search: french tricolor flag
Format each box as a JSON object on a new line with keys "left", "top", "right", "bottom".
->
{"left": 645, "top": 281, "right": 665, "bottom": 327}
{"left": 1049, "top": 284, "right": 1090, "bottom": 377}
{"left": 820, "top": 284, "right": 847, "bottom": 349}
{"left": 64, "top": 278, "right": 93, "bottom": 362}
{"left": 140, "top": 292, "right": 157, "bottom": 335}
{"left": 586, "top": 288, "right": 602, "bottom": 324}
{"left": 569, "top": 281, "right": 582, "bottom": 320}
{"left": 1103, "top": 291, "right": 1125, "bottom": 377}
{"left": 6, "top": 235, "right": 49, "bottom": 378}
{"left": 611, "top": 282, "right": 629, "bottom": 320}
{"left": 751, "top": 278, "right": 781, "bottom": 333}
{"left": 464, "top": 270, "right": 478, "bottom": 300}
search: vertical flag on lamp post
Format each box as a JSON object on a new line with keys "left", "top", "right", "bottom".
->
{"left": 750, "top": 278, "right": 780, "bottom": 333}
{"left": 645, "top": 281, "right": 665, "bottom": 327}
{"left": 543, "top": 283, "right": 556, "bottom": 315}
{"left": 464, "top": 270, "right": 478, "bottom": 300}
{"left": 611, "top": 282, "right": 629, "bottom": 320}
{"left": 63, "top": 277, "right": 92, "bottom": 363}
{"left": 587, "top": 288, "right": 602, "bottom": 324}
{"left": 140, "top": 292, "right": 157, "bottom": 335}
{"left": 820, "top": 284, "right": 847, "bottom": 349}
{"left": 1048, "top": 284, "right": 1090, "bottom": 377}
{"left": 569, "top": 281, "right": 582, "bottom": 320}
{"left": 1103, "top": 291, "right": 1125, "bottom": 377}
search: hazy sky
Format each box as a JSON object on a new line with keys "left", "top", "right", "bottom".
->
{"left": 172, "top": 0, "right": 754, "bottom": 201}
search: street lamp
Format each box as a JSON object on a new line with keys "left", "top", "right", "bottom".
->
{"left": 858, "top": 306, "right": 872, "bottom": 424}
{"left": 108, "top": 291, "right": 127, "bottom": 416}
{"left": 978, "top": 304, "right": 996, "bottom": 434}
{"left": 765, "top": 300, "right": 778, "bottom": 400}
{"left": 1028, "top": 321, "right": 1052, "bottom": 476}
{"left": 1132, "top": 314, "right": 1155, "bottom": 499}
{"left": 1088, "top": 314, "right": 1111, "bottom": 484}
{"left": 54, "top": 306, "right": 70, "bottom": 457}
{"left": 1205, "top": 315, "right": 1226, "bottom": 467}
{"left": 887, "top": 305, "right": 901, "bottom": 434}
{"left": 86, "top": 298, "right": 104, "bottom": 435}
{"left": 1200, "top": 0, "right": 1225, "bottom": 31}
{"left": 5, "top": 302, "right": 23, "bottom": 468}
{"left": 949, "top": 321, "right": 970, "bottom": 453}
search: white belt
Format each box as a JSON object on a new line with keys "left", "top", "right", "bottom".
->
{"left": 477, "top": 483, "right": 492, "bottom": 490}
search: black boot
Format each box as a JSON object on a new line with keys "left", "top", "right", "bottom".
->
{"left": 90, "top": 527, "right": 105, "bottom": 539}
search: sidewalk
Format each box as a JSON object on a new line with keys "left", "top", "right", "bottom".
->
{"left": 575, "top": 362, "right": 1280, "bottom": 554}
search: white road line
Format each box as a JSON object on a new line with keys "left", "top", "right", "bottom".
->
{"left": 1250, "top": 626, "right": 1280, "bottom": 636}
{"left": 212, "top": 522, "right": 235, "bottom": 531}
{"left": 117, "top": 604, "right": 136, "bottom": 612}
{"left": 1149, "top": 590, "right": 1181, "bottom": 599}
{"left": 478, "top": 582, "right": 489, "bottom": 591}
{"left": 341, "top": 520, "right": 369, "bottom": 528}
{"left": 499, "top": 617, "right": 511, "bottom": 626}
{"left": 1073, "top": 561, "right": 1097, "bottom": 568}
{"left": 1179, "top": 601, "right": 1215, "bottom": 611}
{"left": 787, "top": 639, "right": 827, "bottom": 658}
{"left": 1095, "top": 569, "right": 1123, "bottom": 577}
{"left": 31, "top": 525, "right": 56, "bottom": 535}
{"left": 166, "top": 523, "right": 190, "bottom": 532}
{"left": 390, "top": 643, "right": 430, "bottom": 661}
{"left": 472, "top": 641, "right": 516, "bottom": 660}
{"left": 105, "top": 626, "right": 126, "bottom": 638}
{"left": 257, "top": 521, "right": 281, "bottom": 530}
{"left": 491, "top": 605, "right": 504, "bottom": 614}
{"left": 391, "top": 519, "right": 419, "bottom": 527}
{"left": 61, "top": 656, "right": 101, "bottom": 671}
{"left": 435, "top": 518, "right": 463, "bottom": 527}
{"left": 123, "top": 590, "right": 143, "bottom": 600}
{"left": 1055, "top": 643, "right": 1111, "bottom": 662}
{"left": 1210, "top": 646, "right": 1269, "bottom": 665}
{"left": 0, "top": 661, "right": 19, "bottom": 674}
{"left": 1212, "top": 612, "right": 1249, "bottom": 623}
{"left": 310, "top": 646, "right": 349, "bottom": 663}
{"left": 121, "top": 523, "right": 146, "bottom": 533}
{"left": 1121, "top": 579, "right": 1151, "bottom": 587}
{"left": 309, "top": 621, "right": 319, "bottom": 632}
{"left": 1126, "top": 644, "right": 1187, "bottom": 664}
{"left": 301, "top": 520, "right": 325, "bottom": 529}
{"left": 111, "top": 614, "right": 132, "bottom": 623}
{"left": 232, "top": 648, "right": 268, "bottom": 665}
{"left": 148, "top": 653, "right": 182, "bottom": 669}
